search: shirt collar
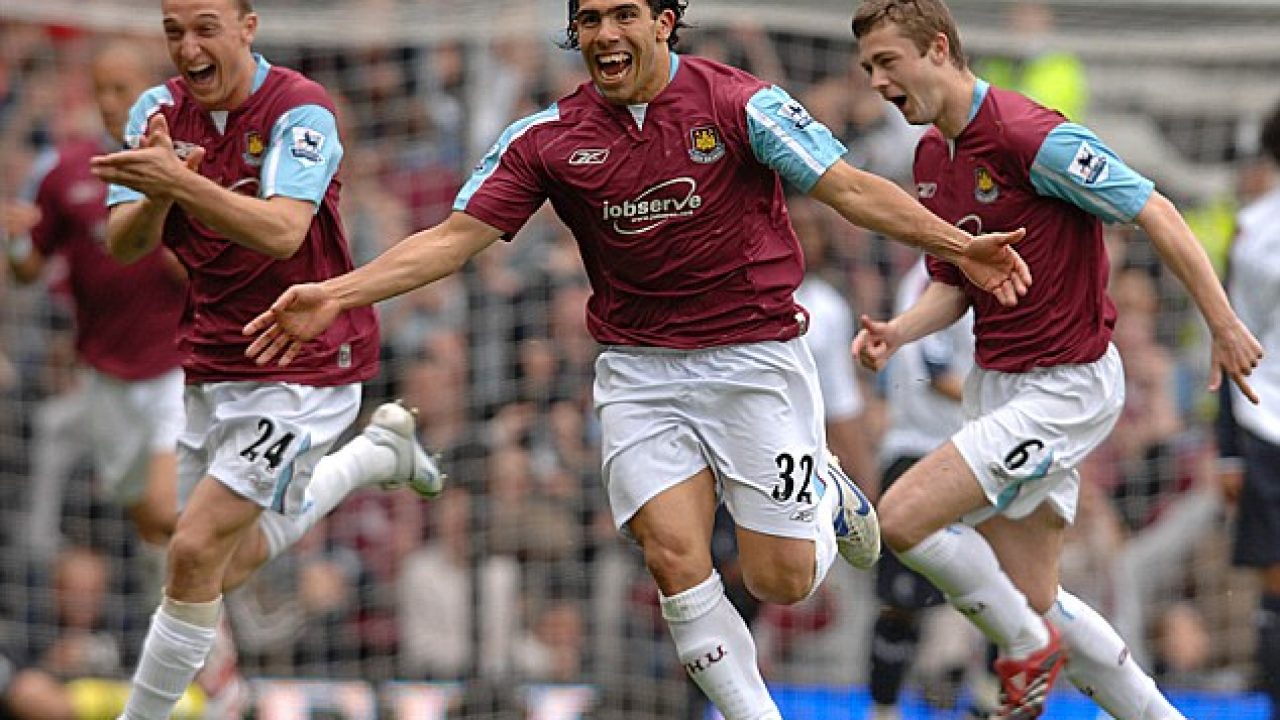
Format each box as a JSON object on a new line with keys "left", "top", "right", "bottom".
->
{"left": 250, "top": 53, "right": 272, "bottom": 93}
{"left": 968, "top": 78, "right": 990, "bottom": 124}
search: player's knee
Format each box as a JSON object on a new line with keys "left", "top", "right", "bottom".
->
{"left": 640, "top": 534, "right": 712, "bottom": 594}
{"left": 167, "top": 524, "right": 223, "bottom": 577}
{"left": 746, "top": 573, "right": 811, "bottom": 605}
{"left": 742, "top": 554, "right": 813, "bottom": 605}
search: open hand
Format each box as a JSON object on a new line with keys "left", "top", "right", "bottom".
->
{"left": 955, "top": 228, "right": 1031, "bottom": 307}
{"left": 851, "top": 314, "right": 901, "bottom": 371}
{"left": 243, "top": 283, "right": 342, "bottom": 366}
{"left": 90, "top": 114, "right": 204, "bottom": 198}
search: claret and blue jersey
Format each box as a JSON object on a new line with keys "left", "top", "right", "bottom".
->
{"left": 918, "top": 79, "right": 1156, "bottom": 372}
{"left": 455, "top": 53, "right": 847, "bottom": 350}
{"left": 106, "top": 54, "right": 378, "bottom": 387}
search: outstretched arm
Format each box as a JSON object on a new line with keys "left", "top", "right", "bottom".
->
{"left": 852, "top": 281, "right": 968, "bottom": 372}
{"left": 244, "top": 211, "right": 502, "bottom": 365}
{"left": 809, "top": 161, "right": 1030, "bottom": 306}
{"left": 1135, "top": 191, "right": 1263, "bottom": 403}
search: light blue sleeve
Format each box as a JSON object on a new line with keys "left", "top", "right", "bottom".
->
{"left": 745, "top": 86, "right": 847, "bottom": 193}
{"left": 107, "top": 85, "right": 174, "bottom": 207}
{"left": 260, "top": 104, "right": 343, "bottom": 207}
{"left": 1029, "top": 123, "right": 1154, "bottom": 223}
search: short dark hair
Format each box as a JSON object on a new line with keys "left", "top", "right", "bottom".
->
{"left": 237, "top": 0, "right": 254, "bottom": 16}
{"left": 561, "top": 0, "right": 690, "bottom": 50}
{"left": 852, "top": 0, "right": 966, "bottom": 70}
{"left": 1263, "top": 100, "right": 1280, "bottom": 165}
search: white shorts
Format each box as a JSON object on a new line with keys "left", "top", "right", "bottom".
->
{"left": 178, "top": 381, "right": 361, "bottom": 515}
{"left": 85, "top": 367, "right": 185, "bottom": 505}
{"left": 594, "top": 338, "right": 830, "bottom": 541}
{"left": 954, "top": 343, "right": 1124, "bottom": 525}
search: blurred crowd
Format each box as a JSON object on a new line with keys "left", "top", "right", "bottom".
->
{"left": 0, "top": 8, "right": 1270, "bottom": 718}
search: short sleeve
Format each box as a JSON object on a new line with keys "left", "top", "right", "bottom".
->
{"left": 260, "top": 104, "right": 343, "bottom": 207}
{"left": 261, "top": 102, "right": 345, "bottom": 206}
{"left": 1029, "top": 123, "right": 1155, "bottom": 224}
{"left": 744, "top": 86, "right": 847, "bottom": 193}
{"left": 453, "top": 105, "right": 559, "bottom": 238}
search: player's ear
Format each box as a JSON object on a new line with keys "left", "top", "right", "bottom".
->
{"left": 656, "top": 8, "right": 675, "bottom": 43}
{"left": 241, "top": 11, "right": 259, "bottom": 45}
{"left": 928, "top": 31, "right": 949, "bottom": 66}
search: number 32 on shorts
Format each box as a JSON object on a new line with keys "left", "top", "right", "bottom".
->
{"left": 772, "top": 452, "right": 815, "bottom": 504}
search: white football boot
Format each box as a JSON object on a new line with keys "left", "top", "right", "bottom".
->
{"left": 359, "top": 400, "right": 445, "bottom": 498}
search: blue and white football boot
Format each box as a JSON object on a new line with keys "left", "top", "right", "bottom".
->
{"left": 827, "top": 454, "right": 880, "bottom": 570}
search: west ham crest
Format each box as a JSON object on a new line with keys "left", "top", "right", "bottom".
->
{"left": 689, "top": 125, "right": 725, "bottom": 164}
{"left": 974, "top": 166, "right": 999, "bottom": 203}
{"left": 243, "top": 131, "right": 265, "bottom": 167}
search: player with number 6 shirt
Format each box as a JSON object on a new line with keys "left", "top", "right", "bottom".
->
{"left": 849, "top": 1, "right": 1263, "bottom": 718}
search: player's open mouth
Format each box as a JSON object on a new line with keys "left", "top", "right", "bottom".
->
{"left": 889, "top": 95, "right": 908, "bottom": 110}
{"left": 596, "top": 52, "right": 632, "bottom": 82}
{"left": 187, "top": 64, "right": 217, "bottom": 88}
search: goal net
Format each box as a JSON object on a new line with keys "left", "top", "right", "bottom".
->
{"left": 1, "top": 1, "right": 1277, "bottom": 718}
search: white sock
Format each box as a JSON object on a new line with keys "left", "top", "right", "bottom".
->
{"left": 897, "top": 524, "right": 1048, "bottom": 657}
{"left": 257, "top": 436, "right": 392, "bottom": 560}
{"left": 123, "top": 595, "right": 221, "bottom": 720}
{"left": 807, "top": 480, "right": 838, "bottom": 598}
{"left": 660, "top": 571, "right": 781, "bottom": 720}
{"left": 1048, "top": 589, "right": 1185, "bottom": 720}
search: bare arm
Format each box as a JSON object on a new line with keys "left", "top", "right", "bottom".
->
{"left": 853, "top": 281, "right": 968, "bottom": 372}
{"left": 809, "top": 161, "right": 970, "bottom": 259}
{"left": 93, "top": 112, "right": 311, "bottom": 260}
{"left": 104, "top": 197, "right": 174, "bottom": 264}
{"left": 1135, "top": 191, "right": 1264, "bottom": 402}
{"left": 809, "top": 161, "right": 1029, "bottom": 306}
{"left": 169, "top": 180, "right": 315, "bottom": 260}
{"left": 332, "top": 212, "right": 501, "bottom": 309}
{"left": 885, "top": 281, "right": 969, "bottom": 347}
{"left": 96, "top": 154, "right": 312, "bottom": 261}
{"left": 244, "top": 211, "right": 503, "bottom": 365}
